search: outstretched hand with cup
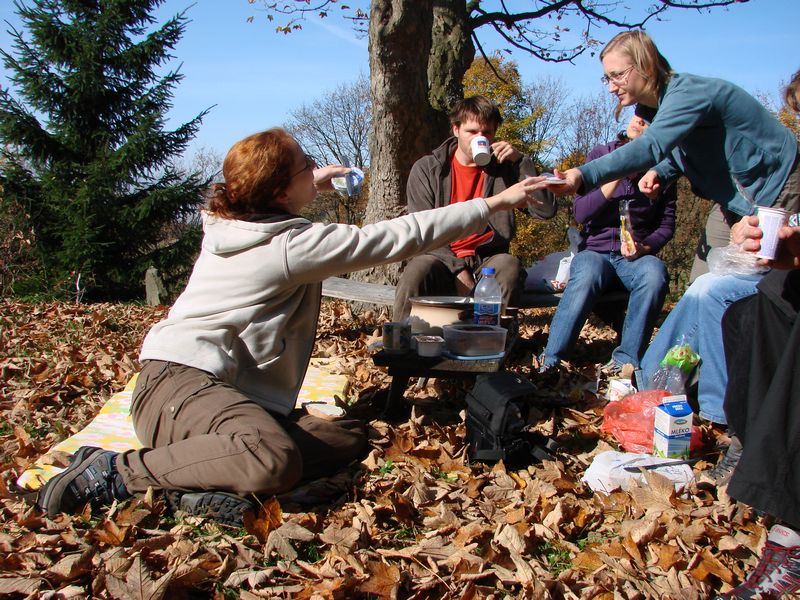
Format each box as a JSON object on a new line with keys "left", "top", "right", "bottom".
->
{"left": 484, "top": 175, "right": 548, "bottom": 214}
{"left": 537, "top": 168, "right": 581, "bottom": 195}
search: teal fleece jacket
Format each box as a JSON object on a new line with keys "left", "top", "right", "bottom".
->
{"left": 578, "top": 73, "right": 798, "bottom": 217}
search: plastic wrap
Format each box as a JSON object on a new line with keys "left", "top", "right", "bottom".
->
{"left": 707, "top": 244, "right": 769, "bottom": 276}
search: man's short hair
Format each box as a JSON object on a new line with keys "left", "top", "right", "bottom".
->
{"left": 449, "top": 96, "right": 503, "bottom": 129}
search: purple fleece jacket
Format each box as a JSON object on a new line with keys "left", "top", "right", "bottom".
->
{"left": 574, "top": 140, "right": 677, "bottom": 253}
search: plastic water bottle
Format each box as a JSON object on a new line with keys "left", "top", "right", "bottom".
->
{"left": 473, "top": 267, "right": 502, "bottom": 326}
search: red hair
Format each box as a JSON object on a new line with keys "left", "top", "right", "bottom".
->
{"left": 207, "top": 128, "right": 297, "bottom": 219}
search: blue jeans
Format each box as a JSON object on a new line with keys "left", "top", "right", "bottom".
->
{"left": 638, "top": 272, "right": 762, "bottom": 424}
{"left": 542, "top": 251, "right": 668, "bottom": 369}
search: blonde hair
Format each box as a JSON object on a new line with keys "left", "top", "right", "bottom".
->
{"left": 785, "top": 69, "right": 800, "bottom": 114}
{"left": 206, "top": 128, "right": 297, "bottom": 219}
{"left": 601, "top": 30, "right": 673, "bottom": 119}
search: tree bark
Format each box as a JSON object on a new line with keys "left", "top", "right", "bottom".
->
{"left": 428, "top": 0, "right": 474, "bottom": 128}
{"left": 360, "top": 0, "right": 436, "bottom": 285}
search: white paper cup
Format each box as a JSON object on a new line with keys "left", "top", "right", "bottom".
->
{"left": 756, "top": 206, "right": 788, "bottom": 260}
{"left": 469, "top": 136, "right": 491, "bottom": 166}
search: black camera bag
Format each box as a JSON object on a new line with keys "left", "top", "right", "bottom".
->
{"left": 465, "top": 372, "right": 556, "bottom": 466}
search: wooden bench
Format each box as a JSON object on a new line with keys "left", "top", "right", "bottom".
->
{"left": 321, "top": 276, "right": 629, "bottom": 309}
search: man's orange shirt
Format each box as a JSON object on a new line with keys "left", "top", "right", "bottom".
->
{"left": 449, "top": 157, "right": 494, "bottom": 258}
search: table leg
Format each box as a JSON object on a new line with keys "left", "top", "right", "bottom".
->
{"left": 381, "top": 374, "right": 411, "bottom": 421}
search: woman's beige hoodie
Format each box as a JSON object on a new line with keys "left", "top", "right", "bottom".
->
{"left": 140, "top": 199, "right": 491, "bottom": 415}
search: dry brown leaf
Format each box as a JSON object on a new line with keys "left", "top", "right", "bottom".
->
{"left": 689, "top": 548, "right": 735, "bottom": 584}
{"left": 105, "top": 556, "right": 173, "bottom": 600}
{"left": 359, "top": 560, "right": 401, "bottom": 599}
{"left": 651, "top": 541, "right": 685, "bottom": 571}
{"left": 244, "top": 496, "right": 282, "bottom": 543}
{"left": 320, "top": 524, "right": 359, "bottom": 551}
{"left": 629, "top": 471, "right": 676, "bottom": 514}
{"left": 0, "top": 576, "right": 43, "bottom": 594}
{"left": 494, "top": 523, "right": 526, "bottom": 554}
{"left": 572, "top": 549, "right": 605, "bottom": 573}
{"left": 46, "top": 547, "right": 95, "bottom": 582}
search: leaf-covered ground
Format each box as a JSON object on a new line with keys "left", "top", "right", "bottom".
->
{"left": 0, "top": 299, "right": 767, "bottom": 599}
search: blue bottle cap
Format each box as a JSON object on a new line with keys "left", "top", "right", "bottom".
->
{"left": 481, "top": 267, "right": 496, "bottom": 275}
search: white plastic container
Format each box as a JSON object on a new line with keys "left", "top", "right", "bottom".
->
{"left": 473, "top": 267, "right": 502, "bottom": 326}
{"left": 442, "top": 323, "right": 506, "bottom": 357}
{"left": 415, "top": 335, "right": 445, "bottom": 357}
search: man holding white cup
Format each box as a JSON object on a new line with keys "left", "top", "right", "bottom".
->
{"left": 393, "top": 95, "right": 556, "bottom": 320}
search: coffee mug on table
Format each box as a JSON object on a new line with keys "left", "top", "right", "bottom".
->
{"left": 470, "top": 136, "right": 492, "bottom": 167}
{"left": 383, "top": 322, "right": 411, "bottom": 354}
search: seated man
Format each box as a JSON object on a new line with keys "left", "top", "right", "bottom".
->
{"left": 539, "top": 115, "right": 676, "bottom": 373}
{"left": 393, "top": 95, "right": 556, "bottom": 320}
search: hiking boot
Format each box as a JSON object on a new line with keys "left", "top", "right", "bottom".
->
{"left": 706, "top": 435, "right": 743, "bottom": 487}
{"left": 714, "top": 524, "right": 800, "bottom": 599}
{"left": 37, "top": 446, "right": 130, "bottom": 518}
{"left": 166, "top": 490, "right": 256, "bottom": 527}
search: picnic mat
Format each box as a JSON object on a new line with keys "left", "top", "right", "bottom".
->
{"left": 17, "top": 358, "right": 350, "bottom": 491}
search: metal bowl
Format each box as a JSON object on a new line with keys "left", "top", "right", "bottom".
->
{"left": 408, "top": 296, "right": 473, "bottom": 334}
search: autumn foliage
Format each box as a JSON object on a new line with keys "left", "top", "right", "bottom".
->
{"left": 0, "top": 298, "right": 767, "bottom": 598}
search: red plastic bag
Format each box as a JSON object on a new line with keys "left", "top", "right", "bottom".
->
{"left": 601, "top": 390, "right": 670, "bottom": 453}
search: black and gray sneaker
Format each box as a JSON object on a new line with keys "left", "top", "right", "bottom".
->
{"left": 714, "top": 524, "right": 800, "bottom": 599}
{"left": 37, "top": 446, "right": 130, "bottom": 518}
{"left": 166, "top": 490, "right": 256, "bottom": 527}
{"left": 708, "top": 435, "right": 743, "bottom": 487}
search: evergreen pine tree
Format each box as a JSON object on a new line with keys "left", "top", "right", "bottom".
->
{"left": 0, "top": 0, "right": 210, "bottom": 300}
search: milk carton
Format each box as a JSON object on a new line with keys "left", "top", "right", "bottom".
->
{"left": 653, "top": 395, "right": 693, "bottom": 458}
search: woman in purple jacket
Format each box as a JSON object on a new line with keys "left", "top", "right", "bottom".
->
{"left": 540, "top": 115, "right": 677, "bottom": 373}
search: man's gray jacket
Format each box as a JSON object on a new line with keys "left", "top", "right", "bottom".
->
{"left": 405, "top": 137, "right": 556, "bottom": 274}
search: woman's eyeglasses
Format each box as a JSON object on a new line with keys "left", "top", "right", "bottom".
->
{"left": 601, "top": 66, "right": 635, "bottom": 86}
{"left": 290, "top": 153, "right": 316, "bottom": 179}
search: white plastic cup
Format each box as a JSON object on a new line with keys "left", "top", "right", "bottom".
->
{"left": 756, "top": 206, "right": 788, "bottom": 260}
{"left": 469, "top": 136, "right": 492, "bottom": 166}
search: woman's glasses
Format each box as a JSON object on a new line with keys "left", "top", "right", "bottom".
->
{"left": 601, "top": 65, "right": 634, "bottom": 86}
{"left": 290, "top": 153, "right": 316, "bottom": 179}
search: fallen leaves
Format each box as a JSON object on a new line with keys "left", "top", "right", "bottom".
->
{"left": 0, "top": 299, "right": 766, "bottom": 598}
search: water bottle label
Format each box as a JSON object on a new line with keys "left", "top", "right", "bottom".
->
{"left": 473, "top": 302, "right": 501, "bottom": 326}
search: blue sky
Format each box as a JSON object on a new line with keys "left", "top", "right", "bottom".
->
{"left": 1, "top": 1, "right": 798, "bottom": 160}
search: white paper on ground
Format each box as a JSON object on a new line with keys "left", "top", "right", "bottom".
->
{"left": 582, "top": 450, "right": 695, "bottom": 493}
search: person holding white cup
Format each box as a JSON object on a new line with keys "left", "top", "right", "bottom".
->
{"left": 707, "top": 69, "right": 800, "bottom": 600}
{"left": 393, "top": 95, "right": 557, "bottom": 321}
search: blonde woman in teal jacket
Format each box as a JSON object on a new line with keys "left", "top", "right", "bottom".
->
{"left": 550, "top": 30, "right": 799, "bottom": 228}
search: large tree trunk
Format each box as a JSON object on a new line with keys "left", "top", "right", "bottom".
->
{"left": 359, "top": 0, "right": 474, "bottom": 286}
{"left": 359, "top": 0, "right": 435, "bottom": 285}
